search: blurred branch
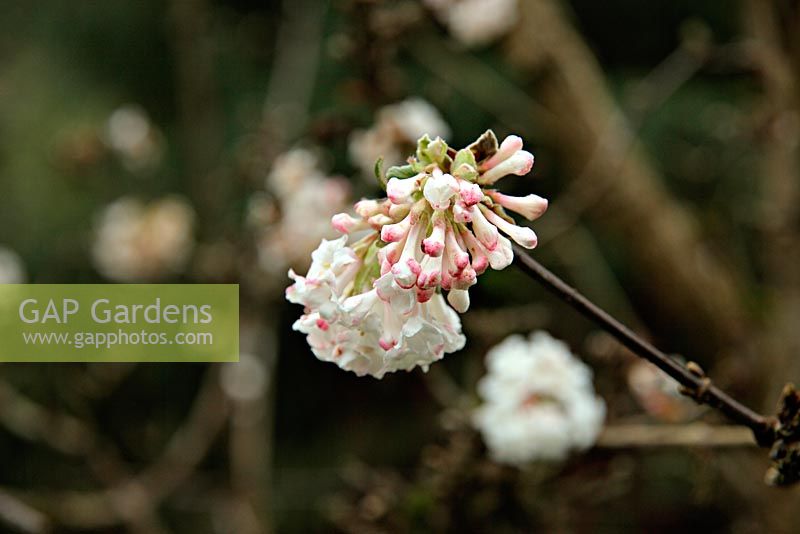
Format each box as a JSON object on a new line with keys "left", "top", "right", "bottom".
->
{"left": 506, "top": 0, "right": 748, "bottom": 351}
{"left": 744, "top": 0, "right": 800, "bottom": 401}
{"left": 226, "top": 312, "right": 279, "bottom": 534}
{"left": 263, "top": 0, "right": 328, "bottom": 143}
{"left": 0, "top": 379, "right": 96, "bottom": 456}
{"left": 597, "top": 423, "right": 755, "bottom": 448}
{"left": 8, "top": 367, "right": 229, "bottom": 531}
{"left": 170, "top": 0, "right": 227, "bottom": 231}
{"left": 0, "top": 489, "right": 51, "bottom": 534}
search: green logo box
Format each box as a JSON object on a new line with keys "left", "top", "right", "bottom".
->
{"left": 0, "top": 284, "right": 239, "bottom": 362}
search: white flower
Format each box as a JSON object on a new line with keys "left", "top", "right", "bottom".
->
{"left": 349, "top": 98, "right": 451, "bottom": 177}
{"left": 92, "top": 196, "right": 195, "bottom": 282}
{"left": 424, "top": 0, "right": 519, "bottom": 48}
{"left": 473, "top": 331, "right": 606, "bottom": 465}
{"left": 287, "top": 237, "right": 466, "bottom": 378}
{"left": 0, "top": 247, "right": 26, "bottom": 284}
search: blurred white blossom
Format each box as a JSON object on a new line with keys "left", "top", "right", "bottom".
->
{"left": 349, "top": 98, "right": 451, "bottom": 177}
{"left": 424, "top": 0, "right": 519, "bottom": 48}
{"left": 252, "top": 148, "right": 351, "bottom": 274}
{"left": 221, "top": 353, "right": 269, "bottom": 402}
{"left": 473, "top": 331, "right": 606, "bottom": 465}
{"left": 0, "top": 247, "right": 26, "bottom": 283}
{"left": 92, "top": 196, "right": 196, "bottom": 281}
{"left": 104, "top": 105, "right": 164, "bottom": 171}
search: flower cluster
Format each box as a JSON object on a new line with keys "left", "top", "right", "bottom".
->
{"left": 92, "top": 196, "right": 195, "bottom": 282}
{"left": 473, "top": 331, "right": 606, "bottom": 464}
{"left": 287, "top": 130, "right": 546, "bottom": 378}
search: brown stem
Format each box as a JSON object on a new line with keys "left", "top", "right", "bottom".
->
{"left": 512, "top": 244, "right": 776, "bottom": 446}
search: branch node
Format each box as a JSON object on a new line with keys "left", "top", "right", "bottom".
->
{"left": 765, "top": 383, "right": 800, "bottom": 486}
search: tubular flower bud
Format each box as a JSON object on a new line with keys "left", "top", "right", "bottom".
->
{"left": 447, "top": 288, "right": 470, "bottom": 313}
{"left": 479, "top": 205, "right": 538, "bottom": 249}
{"left": 477, "top": 150, "right": 534, "bottom": 185}
{"left": 422, "top": 212, "right": 447, "bottom": 257}
{"left": 480, "top": 135, "right": 523, "bottom": 171}
{"left": 486, "top": 191, "right": 548, "bottom": 221}
{"left": 332, "top": 213, "right": 368, "bottom": 234}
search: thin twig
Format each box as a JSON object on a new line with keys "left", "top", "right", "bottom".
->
{"left": 512, "top": 244, "right": 776, "bottom": 446}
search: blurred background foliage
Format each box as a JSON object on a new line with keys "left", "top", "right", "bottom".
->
{"left": 1, "top": 0, "right": 799, "bottom": 532}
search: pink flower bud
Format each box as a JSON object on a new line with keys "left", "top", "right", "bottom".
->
{"left": 479, "top": 205, "right": 538, "bottom": 249}
{"left": 458, "top": 180, "right": 483, "bottom": 206}
{"left": 445, "top": 226, "right": 470, "bottom": 273}
{"left": 354, "top": 199, "right": 386, "bottom": 218}
{"left": 381, "top": 214, "right": 412, "bottom": 242}
{"left": 417, "top": 254, "right": 443, "bottom": 289}
{"left": 480, "top": 135, "right": 524, "bottom": 171}
{"left": 470, "top": 205, "right": 499, "bottom": 251}
{"left": 487, "top": 192, "right": 548, "bottom": 221}
{"left": 387, "top": 175, "right": 422, "bottom": 204}
{"left": 453, "top": 201, "right": 472, "bottom": 223}
{"left": 416, "top": 286, "right": 435, "bottom": 303}
{"left": 478, "top": 150, "right": 534, "bottom": 185}
{"left": 391, "top": 258, "right": 421, "bottom": 289}
{"left": 331, "top": 213, "right": 366, "bottom": 234}
{"left": 422, "top": 215, "right": 447, "bottom": 257}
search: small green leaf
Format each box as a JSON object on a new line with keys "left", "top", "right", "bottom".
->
{"left": 415, "top": 134, "right": 432, "bottom": 164}
{"left": 386, "top": 164, "right": 417, "bottom": 180}
{"left": 425, "top": 136, "right": 449, "bottom": 166}
{"left": 453, "top": 148, "right": 477, "bottom": 169}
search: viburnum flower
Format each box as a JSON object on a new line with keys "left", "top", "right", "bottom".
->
{"left": 287, "top": 236, "right": 465, "bottom": 378}
{"left": 287, "top": 130, "right": 546, "bottom": 378}
{"left": 473, "top": 331, "right": 606, "bottom": 465}
{"left": 333, "top": 130, "right": 547, "bottom": 314}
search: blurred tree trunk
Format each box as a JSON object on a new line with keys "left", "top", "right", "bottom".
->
{"left": 744, "top": 0, "right": 800, "bottom": 403}
{"left": 170, "top": 0, "right": 227, "bottom": 235}
{"left": 506, "top": 0, "right": 748, "bottom": 355}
